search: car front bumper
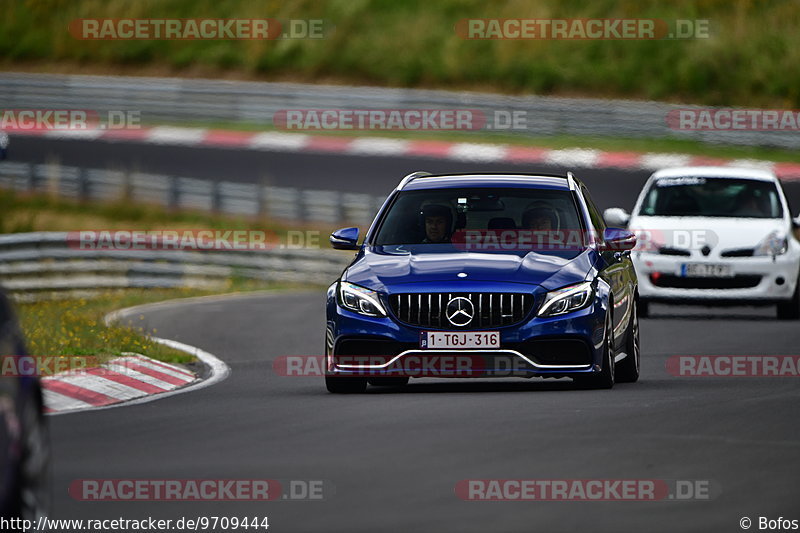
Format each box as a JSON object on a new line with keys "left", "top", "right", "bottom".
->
{"left": 326, "top": 297, "right": 609, "bottom": 379}
{"left": 634, "top": 251, "right": 800, "bottom": 303}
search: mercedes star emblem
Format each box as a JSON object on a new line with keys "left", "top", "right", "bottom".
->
{"left": 446, "top": 297, "right": 475, "bottom": 327}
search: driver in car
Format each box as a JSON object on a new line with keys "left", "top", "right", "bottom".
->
{"left": 522, "top": 206, "right": 558, "bottom": 231}
{"left": 422, "top": 204, "right": 453, "bottom": 243}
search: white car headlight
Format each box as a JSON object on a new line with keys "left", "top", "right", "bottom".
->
{"left": 754, "top": 231, "right": 788, "bottom": 257}
{"left": 338, "top": 282, "right": 387, "bottom": 317}
{"left": 537, "top": 281, "right": 594, "bottom": 317}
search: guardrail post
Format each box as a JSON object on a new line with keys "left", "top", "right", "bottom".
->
{"left": 298, "top": 188, "right": 308, "bottom": 223}
{"left": 78, "top": 167, "right": 89, "bottom": 202}
{"left": 24, "top": 162, "right": 34, "bottom": 192}
{"left": 211, "top": 180, "right": 222, "bottom": 213}
{"left": 168, "top": 176, "right": 180, "bottom": 209}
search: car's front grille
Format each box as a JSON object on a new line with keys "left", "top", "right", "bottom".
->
{"left": 388, "top": 292, "right": 535, "bottom": 328}
{"left": 651, "top": 274, "right": 762, "bottom": 289}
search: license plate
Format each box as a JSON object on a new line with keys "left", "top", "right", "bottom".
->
{"left": 680, "top": 263, "right": 733, "bottom": 278}
{"left": 420, "top": 331, "right": 500, "bottom": 349}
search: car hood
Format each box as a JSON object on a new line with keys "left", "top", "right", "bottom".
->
{"left": 629, "top": 216, "right": 789, "bottom": 252}
{"left": 344, "top": 245, "right": 596, "bottom": 292}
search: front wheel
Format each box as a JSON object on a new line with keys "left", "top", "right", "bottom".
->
{"left": 616, "top": 300, "right": 641, "bottom": 383}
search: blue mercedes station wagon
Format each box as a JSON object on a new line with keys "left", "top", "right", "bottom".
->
{"left": 325, "top": 172, "right": 640, "bottom": 393}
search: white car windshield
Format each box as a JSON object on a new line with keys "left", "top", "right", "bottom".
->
{"left": 638, "top": 177, "right": 783, "bottom": 218}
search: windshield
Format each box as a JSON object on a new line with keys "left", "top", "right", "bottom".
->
{"left": 372, "top": 187, "right": 585, "bottom": 254}
{"left": 637, "top": 177, "right": 783, "bottom": 218}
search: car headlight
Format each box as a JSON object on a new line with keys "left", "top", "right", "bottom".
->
{"left": 754, "top": 231, "right": 788, "bottom": 256}
{"left": 337, "top": 282, "right": 387, "bottom": 317}
{"left": 537, "top": 281, "right": 594, "bottom": 317}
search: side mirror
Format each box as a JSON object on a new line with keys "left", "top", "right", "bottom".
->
{"left": 330, "top": 227, "right": 360, "bottom": 250}
{"left": 793, "top": 215, "right": 800, "bottom": 230}
{"left": 602, "top": 227, "right": 637, "bottom": 251}
{"left": 603, "top": 207, "right": 630, "bottom": 228}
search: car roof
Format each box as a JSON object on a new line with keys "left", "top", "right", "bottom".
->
{"left": 399, "top": 173, "right": 573, "bottom": 191}
{"left": 650, "top": 166, "right": 777, "bottom": 182}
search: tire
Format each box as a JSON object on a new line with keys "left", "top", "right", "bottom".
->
{"left": 576, "top": 311, "right": 615, "bottom": 389}
{"left": 638, "top": 299, "right": 650, "bottom": 318}
{"left": 777, "top": 275, "right": 800, "bottom": 320}
{"left": 367, "top": 377, "right": 409, "bottom": 387}
{"left": 616, "top": 299, "right": 641, "bottom": 383}
{"left": 325, "top": 375, "right": 367, "bottom": 394}
{"left": 12, "top": 388, "right": 50, "bottom": 522}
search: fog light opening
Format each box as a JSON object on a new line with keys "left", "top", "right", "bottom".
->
{"left": 776, "top": 276, "right": 785, "bottom": 286}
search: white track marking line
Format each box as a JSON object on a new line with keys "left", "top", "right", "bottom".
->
{"left": 448, "top": 142, "right": 508, "bottom": 162}
{"left": 545, "top": 148, "right": 601, "bottom": 167}
{"left": 147, "top": 127, "right": 208, "bottom": 145}
{"left": 639, "top": 153, "right": 693, "bottom": 170}
{"left": 347, "top": 137, "right": 411, "bottom": 156}
{"left": 249, "top": 132, "right": 310, "bottom": 151}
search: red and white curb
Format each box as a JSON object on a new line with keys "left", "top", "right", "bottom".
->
{"left": 39, "top": 299, "right": 232, "bottom": 415}
{"left": 41, "top": 353, "right": 197, "bottom": 414}
{"left": 11, "top": 127, "right": 800, "bottom": 181}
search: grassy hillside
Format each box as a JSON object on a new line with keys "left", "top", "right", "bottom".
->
{"left": 1, "top": 0, "right": 798, "bottom": 106}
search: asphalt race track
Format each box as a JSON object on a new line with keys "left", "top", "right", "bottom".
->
{"left": 50, "top": 293, "right": 800, "bottom": 532}
{"left": 26, "top": 137, "right": 800, "bottom": 532}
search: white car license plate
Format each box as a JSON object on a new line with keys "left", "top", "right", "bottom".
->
{"left": 420, "top": 331, "right": 500, "bottom": 349}
{"left": 680, "top": 263, "right": 733, "bottom": 278}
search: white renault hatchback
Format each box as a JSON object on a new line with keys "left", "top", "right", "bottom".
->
{"left": 604, "top": 167, "right": 800, "bottom": 319}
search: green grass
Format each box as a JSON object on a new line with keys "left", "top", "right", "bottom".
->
{"left": 17, "top": 289, "right": 208, "bottom": 366}
{"left": 0, "top": 187, "right": 336, "bottom": 240}
{"left": 1, "top": 0, "right": 799, "bottom": 107}
{"left": 15, "top": 283, "right": 304, "bottom": 367}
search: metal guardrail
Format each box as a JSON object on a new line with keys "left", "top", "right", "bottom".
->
{"left": 1, "top": 72, "right": 797, "bottom": 149}
{"left": 0, "top": 232, "right": 353, "bottom": 295}
{"left": 0, "top": 160, "right": 384, "bottom": 226}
